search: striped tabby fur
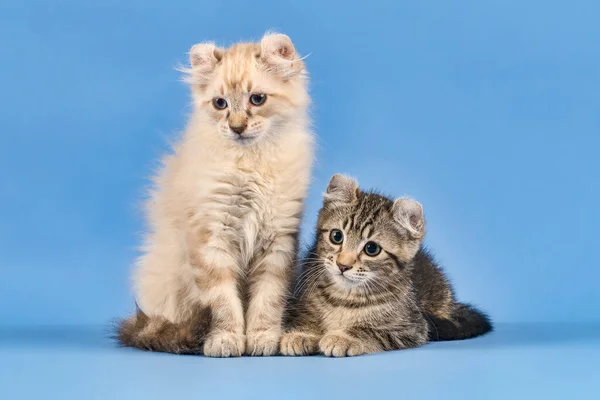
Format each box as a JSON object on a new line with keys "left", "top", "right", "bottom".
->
{"left": 281, "top": 175, "right": 492, "bottom": 357}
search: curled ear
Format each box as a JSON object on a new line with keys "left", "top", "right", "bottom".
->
{"left": 392, "top": 198, "right": 425, "bottom": 239}
{"left": 324, "top": 174, "right": 358, "bottom": 206}
{"left": 260, "top": 32, "right": 304, "bottom": 79}
{"left": 187, "top": 42, "right": 223, "bottom": 84}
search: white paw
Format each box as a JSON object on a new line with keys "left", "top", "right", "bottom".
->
{"left": 203, "top": 332, "right": 245, "bottom": 357}
{"left": 246, "top": 330, "right": 280, "bottom": 356}
{"left": 280, "top": 331, "right": 319, "bottom": 356}
{"left": 319, "top": 333, "right": 369, "bottom": 357}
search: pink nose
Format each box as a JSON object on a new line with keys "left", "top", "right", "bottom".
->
{"left": 229, "top": 123, "right": 247, "bottom": 134}
{"left": 337, "top": 262, "right": 351, "bottom": 273}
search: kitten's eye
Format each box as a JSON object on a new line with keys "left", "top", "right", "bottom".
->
{"left": 363, "top": 241, "right": 381, "bottom": 257}
{"left": 249, "top": 93, "right": 267, "bottom": 106}
{"left": 212, "top": 97, "right": 228, "bottom": 110}
{"left": 329, "top": 229, "right": 344, "bottom": 245}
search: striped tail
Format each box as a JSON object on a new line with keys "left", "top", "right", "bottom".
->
{"left": 114, "top": 304, "right": 211, "bottom": 354}
{"left": 426, "top": 303, "right": 493, "bottom": 341}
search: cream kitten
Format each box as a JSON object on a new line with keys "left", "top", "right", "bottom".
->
{"left": 116, "top": 33, "right": 313, "bottom": 357}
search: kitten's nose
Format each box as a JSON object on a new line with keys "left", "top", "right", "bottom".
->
{"left": 229, "top": 123, "right": 247, "bottom": 134}
{"left": 337, "top": 262, "right": 352, "bottom": 273}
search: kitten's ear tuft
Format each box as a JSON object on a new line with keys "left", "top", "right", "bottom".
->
{"left": 187, "top": 42, "right": 222, "bottom": 84}
{"left": 392, "top": 198, "right": 425, "bottom": 239}
{"left": 324, "top": 174, "right": 359, "bottom": 206}
{"left": 189, "top": 42, "right": 222, "bottom": 67}
{"left": 260, "top": 32, "right": 304, "bottom": 79}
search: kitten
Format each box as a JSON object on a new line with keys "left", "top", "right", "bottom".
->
{"left": 116, "top": 33, "right": 314, "bottom": 357}
{"left": 281, "top": 175, "right": 492, "bottom": 357}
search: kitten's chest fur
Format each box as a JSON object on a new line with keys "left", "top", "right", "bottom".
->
{"left": 312, "top": 287, "right": 403, "bottom": 331}
{"left": 205, "top": 165, "right": 277, "bottom": 266}
{"left": 319, "top": 303, "right": 396, "bottom": 331}
{"left": 188, "top": 143, "right": 310, "bottom": 270}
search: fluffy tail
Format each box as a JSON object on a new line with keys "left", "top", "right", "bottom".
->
{"left": 113, "top": 304, "right": 211, "bottom": 354}
{"left": 426, "top": 303, "right": 492, "bottom": 341}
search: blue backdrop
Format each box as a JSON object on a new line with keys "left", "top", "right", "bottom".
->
{"left": 1, "top": 0, "right": 599, "bottom": 328}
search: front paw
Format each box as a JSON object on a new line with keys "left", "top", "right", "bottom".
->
{"left": 246, "top": 330, "right": 280, "bottom": 356}
{"left": 203, "top": 331, "right": 245, "bottom": 357}
{"left": 280, "top": 331, "right": 319, "bottom": 356}
{"left": 319, "top": 332, "right": 370, "bottom": 357}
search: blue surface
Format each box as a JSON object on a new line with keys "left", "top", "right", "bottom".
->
{"left": 1, "top": 324, "right": 599, "bottom": 399}
{"left": 1, "top": 0, "right": 599, "bottom": 398}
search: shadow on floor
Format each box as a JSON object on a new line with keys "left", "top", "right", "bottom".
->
{"left": 428, "top": 322, "right": 600, "bottom": 351}
{"left": 0, "top": 325, "right": 115, "bottom": 351}
{"left": 1, "top": 322, "right": 599, "bottom": 353}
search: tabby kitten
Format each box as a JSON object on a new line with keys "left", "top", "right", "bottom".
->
{"left": 116, "top": 33, "right": 313, "bottom": 357}
{"left": 281, "top": 175, "right": 492, "bottom": 357}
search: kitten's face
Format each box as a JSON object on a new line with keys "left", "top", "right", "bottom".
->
{"left": 185, "top": 34, "right": 308, "bottom": 146}
{"left": 315, "top": 175, "right": 425, "bottom": 291}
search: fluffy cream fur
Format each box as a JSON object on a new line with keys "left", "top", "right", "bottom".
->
{"left": 132, "top": 33, "right": 313, "bottom": 357}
